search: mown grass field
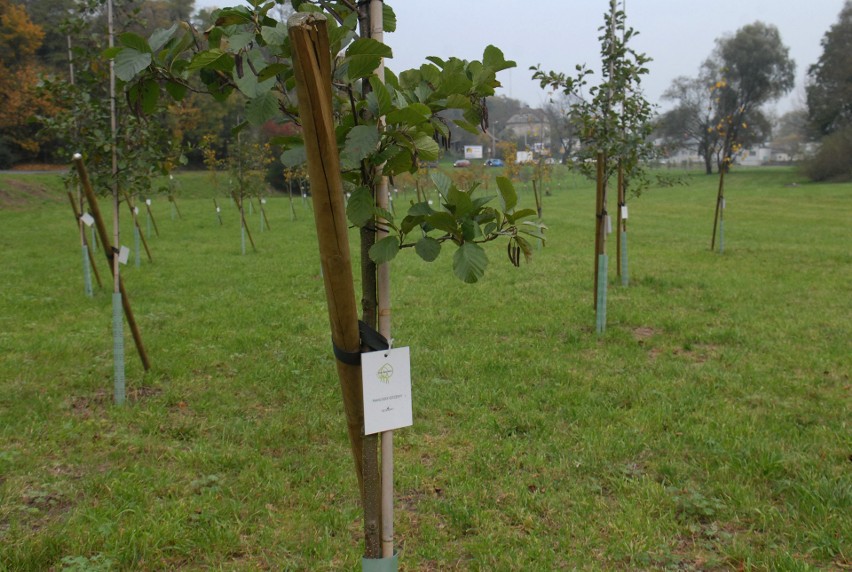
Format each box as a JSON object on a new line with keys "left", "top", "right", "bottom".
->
{"left": 0, "top": 166, "right": 849, "bottom": 571}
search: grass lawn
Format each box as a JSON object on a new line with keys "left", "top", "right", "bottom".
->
{"left": 0, "top": 166, "right": 849, "bottom": 570}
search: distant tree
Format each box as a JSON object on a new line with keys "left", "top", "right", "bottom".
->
{"left": 657, "top": 74, "right": 719, "bottom": 174}
{"left": 805, "top": 1, "right": 852, "bottom": 181}
{"left": 704, "top": 21, "right": 795, "bottom": 170}
{"left": 773, "top": 108, "right": 809, "bottom": 160}
{"left": 540, "top": 93, "right": 580, "bottom": 163}
{"left": 807, "top": 1, "right": 852, "bottom": 136}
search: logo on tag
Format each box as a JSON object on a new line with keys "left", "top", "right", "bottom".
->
{"left": 377, "top": 363, "right": 394, "bottom": 383}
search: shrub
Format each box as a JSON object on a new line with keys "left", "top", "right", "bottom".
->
{"left": 804, "top": 126, "right": 852, "bottom": 182}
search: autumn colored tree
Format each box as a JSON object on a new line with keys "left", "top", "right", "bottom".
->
{"left": 0, "top": 0, "right": 58, "bottom": 167}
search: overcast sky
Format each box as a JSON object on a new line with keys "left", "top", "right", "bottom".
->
{"left": 194, "top": 0, "right": 846, "bottom": 115}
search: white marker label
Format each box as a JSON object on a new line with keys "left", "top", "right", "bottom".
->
{"left": 606, "top": 215, "right": 612, "bottom": 234}
{"left": 721, "top": 198, "right": 726, "bottom": 209}
{"left": 621, "top": 205, "right": 628, "bottom": 220}
{"left": 216, "top": 207, "right": 221, "bottom": 213}
{"left": 145, "top": 199, "right": 152, "bottom": 206}
{"left": 261, "top": 199, "right": 266, "bottom": 204}
{"left": 133, "top": 206, "right": 139, "bottom": 215}
{"left": 118, "top": 246, "right": 130, "bottom": 265}
{"left": 428, "top": 200, "right": 434, "bottom": 205}
{"left": 80, "top": 213, "right": 94, "bottom": 227}
{"left": 362, "top": 347, "right": 413, "bottom": 435}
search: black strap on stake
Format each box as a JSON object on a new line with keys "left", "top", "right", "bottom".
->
{"left": 332, "top": 320, "right": 389, "bottom": 366}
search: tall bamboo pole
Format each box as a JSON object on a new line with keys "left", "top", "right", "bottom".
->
{"left": 368, "top": 1, "right": 396, "bottom": 560}
{"left": 288, "top": 10, "right": 366, "bottom": 502}
{"left": 73, "top": 155, "right": 151, "bottom": 372}
{"left": 616, "top": 160, "right": 624, "bottom": 276}
{"left": 593, "top": 151, "right": 605, "bottom": 309}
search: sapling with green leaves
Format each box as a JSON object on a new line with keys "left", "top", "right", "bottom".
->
{"left": 113, "top": 0, "right": 543, "bottom": 562}
{"left": 532, "top": 0, "right": 654, "bottom": 329}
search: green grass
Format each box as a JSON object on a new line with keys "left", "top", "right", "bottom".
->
{"left": 0, "top": 166, "right": 849, "bottom": 570}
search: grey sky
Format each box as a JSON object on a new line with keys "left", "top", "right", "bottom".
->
{"left": 194, "top": 0, "right": 846, "bottom": 115}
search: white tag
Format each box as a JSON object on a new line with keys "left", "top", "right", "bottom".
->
{"left": 606, "top": 215, "right": 612, "bottom": 234}
{"left": 362, "top": 347, "right": 413, "bottom": 435}
{"left": 261, "top": 198, "right": 266, "bottom": 204}
{"left": 216, "top": 207, "right": 221, "bottom": 213}
{"left": 80, "top": 213, "right": 94, "bottom": 227}
{"left": 621, "top": 205, "right": 628, "bottom": 220}
{"left": 302, "top": 193, "right": 307, "bottom": 198}
{"left": 133, "top": 206, "right": 139, "bottom": 215}
{"left": 721, "top": 198, "right": 726, "bottom": 209}
{"left": 118, "top": 246, "right": 130, "bottom": 265}
{"left": 428, "top": 200, "right": 433, "bottom": 205}
{"left": 145, "top": 199, "right": 151, "bottom": 206}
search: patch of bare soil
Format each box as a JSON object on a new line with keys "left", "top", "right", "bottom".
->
{"left": 0, "top": 178, "right": 62, "bottom": 210}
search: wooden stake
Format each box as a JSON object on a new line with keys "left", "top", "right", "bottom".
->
{"left": 289, "top": 12, "right": 366, "bottom": 496}
{"left": 73, "top": 155, "right": 151, "bottom": 372}
{"left": 145, "top": 200, "right": 160, "bottom": 237}
{"left": 711, "top": 166, "right": 725, "bottom": 251}
{"left": 67, "top": 191, "right": 103, "bottom": 289}
{"left": 123, "top": 192, "right": 153, "bottom": 263}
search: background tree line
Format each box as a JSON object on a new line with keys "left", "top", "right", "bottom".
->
{"left": 2, "top": 0, "right": 851, "bottom": 183}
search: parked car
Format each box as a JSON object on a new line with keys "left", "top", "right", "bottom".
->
{"left": 484, "top": 158, "right": 504, "bottom": 167}
{"left": 453, "top": 159, "right": 471, "bottom": 168}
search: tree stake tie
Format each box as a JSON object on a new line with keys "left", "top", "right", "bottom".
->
{"left": 332, "top": 321, "right": 390, "bottom": 366}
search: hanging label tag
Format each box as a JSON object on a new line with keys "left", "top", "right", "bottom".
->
{"left": 261, "top": 198, "right": 266, "bottom": 205}
{"left": 621, "top": 206, "right": 628, "bottom": 220}
{"left": 721, "top": 198, "right": 726, "bottom": 209}
{"left": 145, "top": 199, "right": 152, "bottom": 206}
{"left": 216, "top": 207, "right": 221, "bottom": 213}
{"left": 118, "top": 246, "right": 130, "bottom": 265}
{"left": 80, "top": 213, "right": 94, "bottom": 227}
{"left": 428, "top": 200, "right": 434, "bottom": 205}
{"left": 133, "top": 206, "right": 139, "bottom": 215}
{"left": 606, "top": 215, "right": 612, "bottom": 234}
{"left": 362, "top": 347, "right": 413, "bottom": 435}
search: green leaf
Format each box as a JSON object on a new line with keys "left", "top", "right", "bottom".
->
{"left": 426, "top": 212, "right": 458, "bottom": 235}
{"left": 246, "top": 91, "right": 279, "bottom": 126}
{"left": 509, "top": 208, "right": 537, "bottom": 222}
{"left": 430, "top": 171, "right": 452, "bottom": 198}
{"left": 452, "top": 242, "right": 488, "bottom": 283}
{"left": 261, "top": 22, "right": 288, "bottom": 46}
{"left": 496, "top": 176, "right": 517, "bottom": 212}
{"left": 445, "top": 93, "right": 471, "bottom": 109}
{"left": 386, "top": 103, "right": 430, "bottom": 126}
{"left": 408, "top": 201, "right": 434, "bottom": 216}
{"left": 188, "top": 49, "right": 231, "bottom": 71}
{"left": 149, "top": 23, "right": 178, "bottom": 53}
{"left": 114, "top": 49, "right": 152, "bottom": 82}
{"left": 119, "top": 32, "right": 151, "bottom": 53}
{"left": 413, "top": 134, "right": 440, "bottom": 161}
{"left": 280, "top": 144, "right": 306, "bottom": 168}
{"left": 369, "top": 76, "right": 393, "bottom": 116}
{"left": 447, "top": 187, "right": 474, "bottom": 218}
{"left": 415, "top": 236, "right": 441, "bottom": 262}
{"left": 346, "top": 186, "right": 374, "bottom": 227}
{"left": 165, "top": 80, "right": 187, "bottom": 101}
{"left": 482, "top": 45, "right": 516, "bottom": 72}
{"left": 369, "top": 236, "right": 400, "bottom": 264}
{"left": 345, "top": 38, "right": 393, "bottom": 80}
{"left": 257, "top": 63, "right": 288, "bottom": 82}
{"left": 343, "top": 125, "right": 379, "bottom": 162}
{"left": 139, "top": 78, "right": 159, "bottom": 114}
{"left": 227, "top": 31, "right": 255, "bottom": 52}
{"left": 382, "top": 3, "right": 397, "bottom": 33}
{"left": 215, "top": 6, "right": 253, "bottom": 25}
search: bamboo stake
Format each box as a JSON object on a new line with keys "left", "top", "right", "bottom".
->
{"left": 260, "top": 200, "right": 272, "bottom": 231}
{"left": 68, "top": 191, "right": 104, "bottom": 289}
{"left": 369, "top": 0, "right": 395, "bottom": 560}
{"left": 289, "top": 12, "right": 365, "bottom": 496}
{"left": 213, "top": 198, "right": 223, "bottom": 225}
{"left": 73, "top": 155, "right": 151, "bottom": 372}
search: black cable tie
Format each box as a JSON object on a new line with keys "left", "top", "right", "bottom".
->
{"left": 331, "top": 320, "right": 390, "bottom": 366}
